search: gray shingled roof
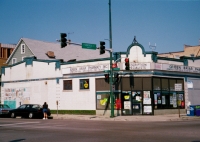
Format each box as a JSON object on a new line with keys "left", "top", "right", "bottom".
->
{"left": 22, "top": 38, "right": 110, "bottom": 62}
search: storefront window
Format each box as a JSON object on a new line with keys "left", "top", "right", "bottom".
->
{"left": 153, "top": 78, "right": 184, "bottom": 109}
{"left": 169, "top": 79, "right": 176, "bottom": 91}
{"left": 96, "top": 93, "right": 120, "bottom": 110}
{"left": 80, "top": 79, "right": 89, "bottom": 90}
{"left": 161, "top": 78, "right": 169, "bottom": 91}
{"left": 153, "top": 78, "right": 161, "bottom": 90}
{"left": 63, "top": 80, "right": 72, "bottom": 90}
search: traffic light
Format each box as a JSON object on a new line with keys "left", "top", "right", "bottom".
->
{"left": 60, "top": 33, "right": 67, "bottom": 48}
{"left": 114, "top": 73, "right": 119, "bottom": 84}
{"left": 125, "top": 58, "right": 130, "bottom": 70}
{"left": 104, "top": 74, "right": 109, "bottom": 83}
{"left": 100, "top": 41, "right": 105, "bottom": 54}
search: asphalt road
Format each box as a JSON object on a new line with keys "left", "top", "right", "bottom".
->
{"left": 0, "top": 118, "right": 200, "bottom": 142}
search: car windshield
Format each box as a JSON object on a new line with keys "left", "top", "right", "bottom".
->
{"left": 0, "top": 104, "right": 10, "bottom": 108}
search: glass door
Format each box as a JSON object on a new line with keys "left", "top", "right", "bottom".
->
{"left": 132, "top": 91, "right": 142, "bottom": 115}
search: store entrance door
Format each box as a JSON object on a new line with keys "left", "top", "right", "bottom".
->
{"left": 132, "top": 91, "right": 142, "bottom": 115}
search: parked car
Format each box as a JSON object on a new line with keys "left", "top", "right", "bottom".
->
{"left": 9, "top": 104, "right": 51, "bottom": 119}
{"left": 0, "top": 104, "right": 11, "bottom": 117}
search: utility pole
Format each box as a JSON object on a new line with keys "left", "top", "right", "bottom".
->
{"left": 109, "top": 0, "right": 114, "bottom": 118}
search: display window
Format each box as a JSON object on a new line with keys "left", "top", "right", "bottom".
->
{"left": 96, "top": 93, "right": 120, "bottom": 110}
{"left": 80, "top": 79, "right": 89, "bottom": 90}
{"left": 153, "top": 77, "right": 185, "bottom": 109}
{"left": 63, "top": 80, "right": 72, "bottom": 90}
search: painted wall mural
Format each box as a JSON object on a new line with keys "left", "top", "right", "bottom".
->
{"left": 4, "top": 88, "right": 31, "bottom": 109}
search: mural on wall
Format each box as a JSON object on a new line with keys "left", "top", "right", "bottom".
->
{"left": 4, "top": 88, "right": 31, "bottom": 109}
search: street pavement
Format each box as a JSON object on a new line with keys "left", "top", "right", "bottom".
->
{"left": 50, "top": 113, "right": 200, "bottom": 122}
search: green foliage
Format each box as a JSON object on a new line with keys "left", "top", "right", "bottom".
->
{"left": 50, "top": 110, "right": 96, "bottom": 115}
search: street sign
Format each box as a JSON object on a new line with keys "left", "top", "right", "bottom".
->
{"left": 104, "top": 70, "right": 110, "bottom": 73}
{"left": 175, "top": 83, "right": 182, "bottom": 91}
{"left": 82, "top": 43, "right": 96, "bottom": 50}
{"left": 113, "top": 68, "right": 120, "bottom": 71}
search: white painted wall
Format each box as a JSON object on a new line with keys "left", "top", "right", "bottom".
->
{"left": 188, "top": 59, "right": 200, "bottom": 67}
{"left": 128, "top": 46, "right": 152, "bottom": 62}
{"left": 1, "top": 60, "right": 97, "bottom": 110}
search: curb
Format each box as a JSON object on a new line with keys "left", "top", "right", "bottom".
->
{"left": 50, "top": 114, "right": 200, "bottom": 122}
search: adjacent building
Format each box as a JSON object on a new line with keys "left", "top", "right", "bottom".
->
{"left": 0, "top": 43, "right": 15, "bottom": 103}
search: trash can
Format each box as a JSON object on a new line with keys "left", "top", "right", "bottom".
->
{"left": 195, "top": 105, "right": 200, "bottom": 116}
{"left": 187, "top": 105, "right": 195, "bottom": 116}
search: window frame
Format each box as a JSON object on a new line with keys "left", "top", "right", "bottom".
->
{"left": 63, "top": 80, "right": 73, "bottom": 91}
{"left": 12, "top": 58, "right": 17, "bottom": 64}
{"left": 21, "top": 44, "right": 25, "bottom": 54}
{"left": 80, "top": 79, "right": 90, "bottom": 90}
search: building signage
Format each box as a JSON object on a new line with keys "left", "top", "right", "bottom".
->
{"left": 162, "top": 64, "right": 200, "bottom": 73}
{"left": 62, "top": 62, "right": 200, "bottom": 74}
{"left": 129, "top": 63, "right": 151, "bottom": 70}
{"left": 62, "top": 64, "right": 109, "bottom": 74}
{"left": 175, "top": 83, "right": 182, "bottom": 91}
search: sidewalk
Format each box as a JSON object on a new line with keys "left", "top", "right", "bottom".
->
{"left": 50, "top": 114, "right": 200, "bottom": 122}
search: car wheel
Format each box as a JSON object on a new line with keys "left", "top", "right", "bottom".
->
{"left": 11, "top": 112, "right": 16, "bottom": 118}
{"left": 29, "top": 113, "right": 33, "bottom": 119}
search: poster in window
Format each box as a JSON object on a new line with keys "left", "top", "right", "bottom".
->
{"left": 96, "top": 94, "right": 110, "bottom": 110}
{"left": 124, "top": 101, "right": 131, "bottom": 109}
{"left": 143, "top": 91, "right": 150, "bottom": 98}
{"left": 143, "top": 98, "right": 151, "bottom": 104}
{"left": 144, "top": 106, "right": 152, "bottom": 113}
{"left": 97, "top": 95, "right": 101, "bottom": 100}
{"left": 178, "top": 94, "right": 183, "bottom": 101}
{"left": 143, "top": 91, "right": 151, "bottom": 104}
{"left": 154, "top": 94, "right": 157, "bottom": 104}
{"left": 162, "top": 96, "right": 166, "bottom": 105}
{"left": 157, "top": 93, "right": 161, "bottom": 104}
{"left": 177, "top": 94, "right": 183, "bottom": 106}
{"left": 173, "top": 93, "right": 177, "bottom": 108}
{"left": 80, "top": 79, "right": 89, "bottom": 89}
{"left": 170, "top": 95, "right": 173, "bottom": 105}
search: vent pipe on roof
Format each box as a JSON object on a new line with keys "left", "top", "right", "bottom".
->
{"left": 46, "top": 51, "right": 55, "bottom": 58}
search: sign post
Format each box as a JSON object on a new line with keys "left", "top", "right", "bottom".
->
{"left": 56, "top": 100, "right": 58, "bottom": 117}
{"left": 175, "top": 83, "right": 182, "bottom": 118}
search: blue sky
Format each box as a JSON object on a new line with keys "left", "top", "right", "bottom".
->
{"left": 0, "top": 0, "right": 200, "bottom": 54}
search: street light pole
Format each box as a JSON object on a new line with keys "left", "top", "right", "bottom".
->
{"left": 109, "top": 0, "right": 114, "bottom": 118}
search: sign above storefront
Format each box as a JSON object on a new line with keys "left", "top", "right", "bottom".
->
{"left": 175, "top": 83, "right": 182, "bottom": 91}
{"left": 61, "top": 62, "right": 200, "bottom": 74}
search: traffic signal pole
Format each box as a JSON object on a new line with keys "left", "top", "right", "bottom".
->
{"left": 109, "top": 0, "right": 114, "bottom": 118}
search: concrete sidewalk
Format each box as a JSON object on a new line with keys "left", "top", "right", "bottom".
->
{"left": 50, "top": 114, "right": 200, "bottom": 122}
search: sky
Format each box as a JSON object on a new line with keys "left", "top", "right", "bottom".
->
{"left": 0, "top": 0, "right": 200, "bottom": 54}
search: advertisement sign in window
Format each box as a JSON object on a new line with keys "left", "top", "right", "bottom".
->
{"left": 162, "top": 96, "right": 166, "bottom": 105}
{"left": 143, "top": 91, "right": 151, "bottom": 104}
{"left": 124, "top": 101, "right": 131, "bottom": 109}
{"left": 144, "top": 106, "right": 152, "bottom": 113}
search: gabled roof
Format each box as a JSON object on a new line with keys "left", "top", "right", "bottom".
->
{"left": 6, "top": 38, "right": 110, "bottom": 63}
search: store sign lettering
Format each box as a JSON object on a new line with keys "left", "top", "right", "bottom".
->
{"left": 167, "top": 64, "right": 200, "bottom": 73}
{"left": 69, "top": 64, "right": 109, "bottom": 73}
{"left": 130, "top": 63, "right": 148, "bottom": 69}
